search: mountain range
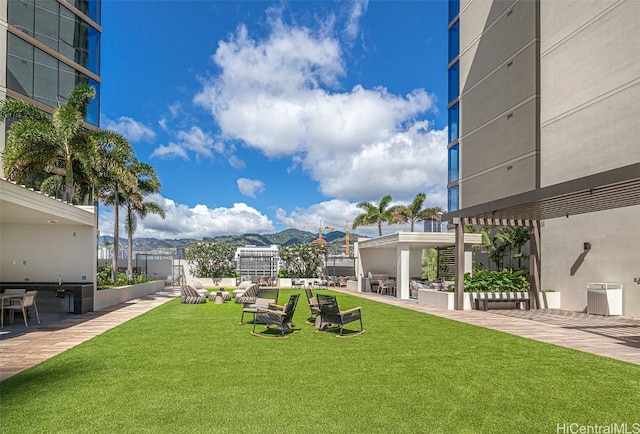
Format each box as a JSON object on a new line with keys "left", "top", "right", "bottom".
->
{"left": 99, "top": 228, "right": 359, "bottom": 255}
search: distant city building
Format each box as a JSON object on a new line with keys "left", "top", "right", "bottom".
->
{"left": 235, "top": 245, "right": 279, "bottom": 279}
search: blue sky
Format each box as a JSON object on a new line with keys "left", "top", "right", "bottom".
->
{"left": 98, "top": 0, "right": 448, "bottom": 240}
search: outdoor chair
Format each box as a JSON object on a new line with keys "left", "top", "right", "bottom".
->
{"left": 189, "top": 280, "right": 210, "bottom": 298}
{"left": 3, "top": 290, "right": 40, "bottom": 327}
{"left": 233, "top": 282, "right": 258, "bottom": 301}
{"left": 251, "top": 294, "right": 300, "bottom": 338}
{"left": 240, "top": 288, "right": 279, "bottom": 324}
{"left": 304, "top": 288, "right": 321, "bottom": 324}
{"left": 180, "top": 284, "right": 207, "bottom": 304}
{"left": 316, "top": 294, "right": 364, "bottom": 337}
{"left": 377, "top": 279, "right": 396, "bottom": 296}
{"left": 234, "top": 284, "right": 260, "bottom": 305}
{"left": 258, "top": 276, "right": 270, "bottom": 287}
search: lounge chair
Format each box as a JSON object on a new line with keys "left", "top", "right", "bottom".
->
{"left": 232, "top": 281, "right": 255, "bottom": 299}
{"left": 251, "top": 294, "right": 300, "bottom": 338}
{"left": 180, "top": 284, "right": 207, "bottom": 304}
{"left": 189, "top": 280, "right": 210, "bottom": 298}
{"left": 240, "top": 288, "right": 279, "bottom": 324}
{"left": 304, "top": 288, "right": 321, "bottom": 324}
{"left": 316, "top": 294, "right": 364, "bottom": 337}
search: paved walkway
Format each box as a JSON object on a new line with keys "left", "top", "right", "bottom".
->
{"left": 2, "top": 287, "right": 639, "bottom": 381}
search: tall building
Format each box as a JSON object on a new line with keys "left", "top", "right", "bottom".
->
{"left": 0, "top": 0, "right": 101, "bottom": 138}
{"left": 445, "top": 0, "right": 640, "bottom": 316}
{"left": 0, "top": 1, "right": 102, "bottom": 305}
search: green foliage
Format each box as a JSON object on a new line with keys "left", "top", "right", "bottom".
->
{"left": 277, "top": 243, "right": 327, "bottom": 277}
{"left": 352, "top": 194, "right": 396, "bottom": 236}
{"left": 185, "top": 241, "right": 236, "bottom": 278}
{"left": 421, "top": 248, "right": 438, "bottom": 280}
{"left": 463, "top": 269, "right": 530, "bottom": 292}
{"left": 97, "top": 263, "right": 153, "bottom": 289}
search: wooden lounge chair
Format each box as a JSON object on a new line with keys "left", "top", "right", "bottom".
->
{"left": 251, "top": 294, "right": 300, "bottom": 338}
{"left": 304, "top": 288, "right": 321, "bottom": 324}
{"left": 316, "top": 294, "right": 364, "bottom": 337}
{"left": 240, "top": 288, "right": 279, "bottom": 324}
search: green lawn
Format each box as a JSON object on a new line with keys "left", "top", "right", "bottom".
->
{"left": 1, "top": 289, "right": 638, "bottom": 433}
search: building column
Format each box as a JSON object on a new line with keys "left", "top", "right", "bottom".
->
{"left": 454, "top": 220, "right": 465, "bottom": 310}
{"left": 396, "top": 243, "right": 410, "bottom": 300}
{"left": 529, "top": 221, "right": 541, "bottom": 309}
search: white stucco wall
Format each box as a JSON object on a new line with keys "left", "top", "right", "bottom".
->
{"left": 541, "top": 206, "right": 640, "bottom": 318}
{"left": 1, "top": 223, "right": 95, "bottom": 284}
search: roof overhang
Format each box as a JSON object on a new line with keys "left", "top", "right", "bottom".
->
{"left": 357, "top": 231, "right": 483, "bottom": 250}
{"left": 0, "top": 178, "right": 95, "bottom": 226}
{"left": 443, "top": 162, "right": 640, "bottom": 222}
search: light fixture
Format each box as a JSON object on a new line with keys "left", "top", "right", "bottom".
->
{"left": 48, "top": 219, "right": 58, "bottom": 224}
{"left": 584, "top": 242, "right": 591, "bottom": 250}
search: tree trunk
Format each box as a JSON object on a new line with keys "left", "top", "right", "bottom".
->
{"left": 111, "top": 197, "right": 119, "bottom": 283}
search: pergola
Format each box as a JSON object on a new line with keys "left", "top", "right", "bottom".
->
{"left": 444, "top": 162, "right": 640, "bottom": 310}
{"left": 355, "top": 231, "right": 483, "bottom": 300}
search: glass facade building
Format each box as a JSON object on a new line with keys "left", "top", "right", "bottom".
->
{"left": 3, "top": 0, "right": 102, "bottom": 127}
{"left": 447, "top": 0, "right": 460, "bottom": 211}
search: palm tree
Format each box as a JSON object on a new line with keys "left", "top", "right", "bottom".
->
{"left": 123, "top": 162, "right": 166, "bottom": 277}
{"left": 392, "top": 193, "right": 444, "bottom": 231}
{"left": 352, "top": 195, "right": 396, "bottom": 236}
{"left": 0, "top": 84, "right": 96, "bottom": 203}
{"left": 92, "top": 130, "right": 137, "bottom": 283}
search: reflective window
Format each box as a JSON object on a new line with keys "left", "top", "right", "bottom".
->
{"left": 449, "top": 0, "right": 460, "bottom": 23}
{"left": 34, "top": 49, "right": 58, "bottom": 107}
{"left": 448, "top": 103, "right": 459, "bottom": 143}
{"left": 8, "top": 0, "right": 35, "bottom": 36}
{"left": 71, "top": 0, "right": 101, "bottom": 24}
{"left": 8, "top": 0, "right": 100, "bottom": 75}
{"left": 7, "top": 34, "right": 100, "bottom": 127}
{"left": 34, "top": 0, "right": 59, "bottom": 50}
{"left": 448, "top": 21, "right": 459, "bottom": 63}
{"left": 7, "top": 34, "right": 34, "bottom": 96}
{"left": 448, "top": 186, "right": 459, "bottom": 212}
{"left": 448, "top": 61, "right": 459, "bottom": 103}
{"left": 448, "top": 144, "right": 459, "bottom": 183}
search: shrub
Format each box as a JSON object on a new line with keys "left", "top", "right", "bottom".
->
{"left": 463, "top": 269, "right": 530, "bottom": 292}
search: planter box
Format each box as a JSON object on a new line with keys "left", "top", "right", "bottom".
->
{"left": 418, "top": 289, "right": 472, "bottom": 310}
{"left": 277, "top": 278, "right": 292, "bottom": 288}
{"left": 346, "top": 280, "right": 358, "bottom": 291}
{"left": 538, "top": 291, "right": 561, "bottom": 309}
{"left": 191, "top": 277, "right": 237, "bottom": 288}
{"left": 94, "top": 280, "right": 164, "bottom": 310}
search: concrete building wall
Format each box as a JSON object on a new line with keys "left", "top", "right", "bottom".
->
{"left": 537, "top": 0, "right": 640, "bottom": 318}
{"left": 540, "top": 0, "right": 640, "bottom": 186}
{"left": 541, "top": 206, "right": 640, "bottom": 318}
{"left": 457, "top": 0, "right": 539, "bottom": 208}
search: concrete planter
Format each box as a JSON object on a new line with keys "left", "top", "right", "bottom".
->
{"left": 538, "top": 291, "right": 561, "bottom": 309}
{"left": 94, "top": 280, "right": 164, "bottom": 310}
{"left": 346, "top": 280, "right": 358, "bottom": 291}
{"left": 418, "top": 289, "right": 473, "bottom": 310}
{"left": 277, "top": 278, "right": 292, "bottom": 288}
{"left": 191, "top": 277, "right": 237, "bottom": 288}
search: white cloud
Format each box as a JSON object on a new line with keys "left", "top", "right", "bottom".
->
{"left": 274, "top": 198, "right": 411, "bottom": 238}
{"left": 150, "top": 143, "right": 189, "bottom": 160}
{"left": 98, "top": 194, "right": 274, "bottom": 240}
{"left": 237, "top": 178, "right": 265, "bottom": 198}
{"left": 101, "top": 115, "right": 156, "bottom": 143}
{"left": 193, "top": 9, "right": 445, "bottom": 203}
{"left": 344, "top": 0, "right": 368, "bottom": 42}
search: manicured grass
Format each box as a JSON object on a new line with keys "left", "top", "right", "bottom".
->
{"left": 1, "top": 289, "right": 639, "bottom": 433}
